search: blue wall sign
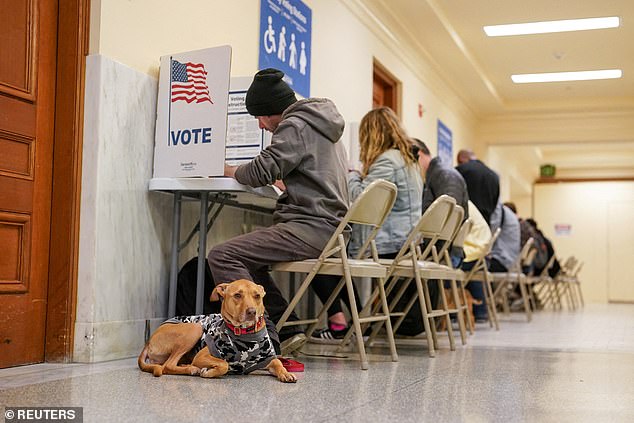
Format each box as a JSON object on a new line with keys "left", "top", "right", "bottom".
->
{"left": 437, "top": 119, "right": 453, "bottom": 165}
{"left": 259, "top": 0, "right": 312, "bottom": 98}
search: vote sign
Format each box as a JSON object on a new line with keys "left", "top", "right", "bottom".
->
{"left": 153, "top": 45, "right": 232, "bottom": 177}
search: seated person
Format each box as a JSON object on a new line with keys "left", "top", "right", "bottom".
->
{"left": 464, "top": 201, "right": 520, "bottom": 321}
{"left": 414, "top": 138, "right": 469, "bottom": 267}
{"left": 525, "top": 218, "right": 560, "bottom": 277}
{"left": 209, "top": 68, "right": 349, "bottom": 355}
{"left": 504, "top": 201, "right": 544, "bottom": 274}
{"left": 489, "top": 201, "right": 521, "bottom": 272}
{"left": 310, "top": 107, "right": 423, "bottom": 342}
{"left": 461, "top": 202, "right": 492, "bottom": 322}
{"left": 456, "top": 149, "right": 499, "bottom": 226}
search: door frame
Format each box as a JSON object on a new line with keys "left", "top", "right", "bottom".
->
{"left": 372, "top": 59, "right": 401, "bottom": 117}
{"left": 44, "top": 0, "right": 90, "bottom": 362}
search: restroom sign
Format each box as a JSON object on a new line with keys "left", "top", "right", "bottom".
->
{"left": 153, "top": 45, "right": 232, "bottom": 177}
{"left": 259, "top": 0, "right": 312, "bottom": 98}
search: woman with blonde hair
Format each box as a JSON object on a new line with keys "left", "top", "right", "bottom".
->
{"left": 310, "top": 107, "right": 423, "bottom": 342}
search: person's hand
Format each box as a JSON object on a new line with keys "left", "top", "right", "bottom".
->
{"left": 224, "top": 164, "right": 237, "bottom": 178}
{"left": 273, "top": 179, "right": 286, "bottom": 191}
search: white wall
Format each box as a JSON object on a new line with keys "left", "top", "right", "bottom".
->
{"left": 533, "top": 181, "right": 634, "bottom": 304}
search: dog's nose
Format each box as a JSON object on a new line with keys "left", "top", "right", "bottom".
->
{"left": 245, "top": 307, "right": 256, "bottom": 320}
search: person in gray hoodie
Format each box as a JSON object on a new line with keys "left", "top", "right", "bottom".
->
{"left": 209, "top": 68, "right": 349, "bottom": 354}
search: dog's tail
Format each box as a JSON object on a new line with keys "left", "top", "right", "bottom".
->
{"left": 138, "top": 344, "right": 164, "bottom": 377}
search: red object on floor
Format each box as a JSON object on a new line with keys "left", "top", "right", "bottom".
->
{"left": 279, "top": 357, "right": 304, "bottom": 372}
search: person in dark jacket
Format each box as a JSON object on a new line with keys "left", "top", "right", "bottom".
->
{"left": 403, "top": 139, "right": 469, "bottom": 331}
{"left": 414, "top": 139, "right": 469, "bottom": 221}
{"left": 456, "top": 149, "right": 499, "bottom": 226}
{"left": 210, "top": 68, "right": 349, "bottom": 355}
{"left": 526, "top": 218, "right": 561, "bottom": 278}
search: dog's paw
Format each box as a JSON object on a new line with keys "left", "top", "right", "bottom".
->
{"left": 200, "top": 367, "right": 222, "bottom": 378}
{"left": 278, "top": 371, "right": 297, "bottom": 383}
{"left": 190, "top": 367, "right": 201, "bottom": 376}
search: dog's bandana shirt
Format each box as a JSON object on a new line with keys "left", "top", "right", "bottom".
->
{"left": 164, "top": 314, "right": 276, "bottom": 374}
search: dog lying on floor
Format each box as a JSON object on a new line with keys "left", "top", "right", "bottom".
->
{"left": 439, "top": 288, "right": 483, "bottom": 330}
{"left": 138, "top": 279, "right": 297, "bottom": 383}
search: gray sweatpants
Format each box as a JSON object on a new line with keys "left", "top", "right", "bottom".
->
{"left": 207, "top": 224, "right": 323, "bottom": 335}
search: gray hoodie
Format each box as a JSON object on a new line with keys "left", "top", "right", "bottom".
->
{"left": 234, "top": 98, "right": 349, "bottom": 250}
{"left": 489, "top": 203, "right": 521, "bottom": 270}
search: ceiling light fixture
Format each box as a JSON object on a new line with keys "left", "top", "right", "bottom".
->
{"left": 511, "top": 69, "right": 622, "bottom": 83}
{"left": 484, "top": 16, "right": 620, "bottom": 37}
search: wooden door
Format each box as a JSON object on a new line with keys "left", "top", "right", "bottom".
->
{"left": 0, "top": 0, "right": 58, "bottom": 368}
{"left": 372, "top": 60, "right": 399, "bottom": 115}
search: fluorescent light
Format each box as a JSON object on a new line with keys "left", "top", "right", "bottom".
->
{"left": 511, "top": 69, "right": 622, "bottom": 83}
{"left": 484, "top": 17, "right": 620, "bottom": 37}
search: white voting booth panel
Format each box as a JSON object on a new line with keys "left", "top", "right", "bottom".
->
{"left": 153, "top": 46, "right": 272, "bottom": 176}
{"left": 153, "top": 45, "right": 232, "bottom": 178}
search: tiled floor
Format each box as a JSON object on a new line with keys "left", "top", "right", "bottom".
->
{"left": 1, "top": 303, "right": 634, "bottom": 422}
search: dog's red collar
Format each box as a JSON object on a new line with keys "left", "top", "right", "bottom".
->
{"left": 224, "top": 315, "right": 264, "bottom": 336}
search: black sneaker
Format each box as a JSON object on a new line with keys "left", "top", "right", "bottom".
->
{"left": 309, "top": 327, "right": 348, "bottom": 344}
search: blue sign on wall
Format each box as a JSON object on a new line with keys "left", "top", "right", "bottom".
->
{"left": 259, "top": 0, "right": 312, "bottom": 98}
{"left": 437, "top": 119, "right": 453, "bottom": 165}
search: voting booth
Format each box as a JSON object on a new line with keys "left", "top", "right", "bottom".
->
{"left": 153, "top": 45, "right": 274, "bottom": 177}
{"left": 153, "top": 45, "right": 232, "bottom": 177}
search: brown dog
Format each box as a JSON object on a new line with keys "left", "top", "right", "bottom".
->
{"left": 440, "top": 288, "right": 483, "bottom": 330}
{"left": 138, "top": 279, "right": 296, "bottom": 383}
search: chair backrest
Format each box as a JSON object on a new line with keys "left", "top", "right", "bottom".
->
{"left": 561, "top": 256, "right": 575, "bottom": 274}
{"left": 451, "top": 218, "right": 473, "bottom": 250}
{"left": 433, "top": 205, "right": 464, "bottom": 262}
{"left": 349, "top": 179, "right": 398, "bottom": 258}
{"left": 437, "top": 205, "right": 464, "bottom": 243}
{"left": 539, "top": 254, "right": 556, "bottom": 277}
{"left": 507, "top": 237, "right": 534, "bottom": 273}
{"left": 390, "top": 195, "right": 456, "bottom": 266}
{"left": 348, "top": 179, "right": 398, "bottom": 227}
{"left": 318, "top": 179, "right": 397, "bottom": 260}
{"left": 521, "top": 238, "right": 535, "bottom": 260}
{"left": 440, "top": 217, "right": 473, "bottom": 267}
{"left": 484, "top": 228, "right": 501, "bottom": 256}
{"left": 463, "top": 227, "right": 501, "bottom": 278}
{"left": 523, "top": 248, "right": 537, "bottom": 267}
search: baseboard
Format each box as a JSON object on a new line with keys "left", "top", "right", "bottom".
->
{"left": 73, "top": 318, "right": 165, "bottom": 363}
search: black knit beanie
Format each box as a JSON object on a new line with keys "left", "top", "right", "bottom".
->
{"left": 245, "top": 68, "right": 297, "bottom": 116}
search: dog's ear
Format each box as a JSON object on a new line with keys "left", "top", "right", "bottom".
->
{"left": 256, "top": 284, "right": 266, "bottom": 298}
{"left": 210, "top": 283, "right": 229, "bottom": 302}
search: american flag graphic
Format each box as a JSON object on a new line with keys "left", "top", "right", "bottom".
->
{"left": 171, "top": 60, "right": 213, "bottom": 104}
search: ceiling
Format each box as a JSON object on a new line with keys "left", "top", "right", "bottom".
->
{"left": 356, "top": 0, "right": 634, "bottom": 182}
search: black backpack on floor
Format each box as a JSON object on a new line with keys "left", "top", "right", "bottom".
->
{"left": 175, "top": 257, "right": 220, "bottom": 315}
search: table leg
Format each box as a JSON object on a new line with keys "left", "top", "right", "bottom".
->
{"left": 168, "top": 192, "right": 182, "bottom": 317}
{"left": 195, "top": 191, "right": 209, "bottom": 314}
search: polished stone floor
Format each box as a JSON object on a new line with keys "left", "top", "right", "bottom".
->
{"left": 1, "top": 303, "right": 634, "bottom": 422}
